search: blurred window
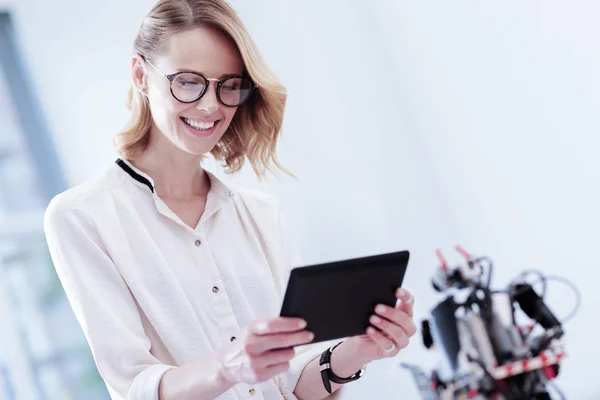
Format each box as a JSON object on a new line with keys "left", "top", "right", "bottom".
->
{"left": 0, "top": 12, "right": 109, "bottom": 400}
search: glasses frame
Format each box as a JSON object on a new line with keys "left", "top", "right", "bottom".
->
{"left": 144, "top": 58, "right": 257, "bottom": 107}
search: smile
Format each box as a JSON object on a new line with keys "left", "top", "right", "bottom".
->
{"left": 181, "top": 117, "right": 216, "bottom": 131}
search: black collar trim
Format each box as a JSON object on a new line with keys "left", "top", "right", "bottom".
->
{"left": 115, "top": 158, "right": 154, "bottom": 193}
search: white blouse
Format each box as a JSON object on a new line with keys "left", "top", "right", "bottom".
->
{"left": 43, "top": 159, "right": 330, "bottom": 400}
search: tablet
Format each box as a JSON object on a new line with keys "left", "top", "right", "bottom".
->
{"left": 279, "top": 250, "right": 410, "bottom": 343}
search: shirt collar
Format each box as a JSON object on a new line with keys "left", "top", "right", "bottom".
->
{"left": 115, "top": 158, "right": 235, "bottom": 202}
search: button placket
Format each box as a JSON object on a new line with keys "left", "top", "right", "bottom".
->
{"left": 191, "top": 235, "right": 220, "bottom": 297}
{"left": 191, "top": 232, "right": 241, "bottom": 348}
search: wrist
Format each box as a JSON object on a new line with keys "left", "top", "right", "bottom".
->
{"left": 215, "top": 363, "right": 235, "bottom": 390}
{"left": 214, "top": 345, "right": 238, "bottom": 389}
{"left": 158, "top": 349, "right": 234, "bottom": 400}
{"left": 329, "top": 339, "right": 370, "bottom": 378}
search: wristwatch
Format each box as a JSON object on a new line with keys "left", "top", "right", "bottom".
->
{"left": 319, "top": 342, "right": 366, "bottom": 393}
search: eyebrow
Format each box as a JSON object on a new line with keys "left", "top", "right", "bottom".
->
{"left": 174, "top": 68, "right": 242, "bottom": 79}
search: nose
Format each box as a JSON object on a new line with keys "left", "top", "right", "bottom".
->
{"left": 196, "top": 83, "right": 219, "bottom": 113}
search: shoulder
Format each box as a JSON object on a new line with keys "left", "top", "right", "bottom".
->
{"left": 44, "top": 164, "right": 125, "bottom": 231}
{"left": 206, "top": 168, "right": 283, "bottom": 218}
{"left": 235, "top": 187, "right": 283, "bottom": 220}
{"left": 224, "top": 185, "right": 286, "bottom": 238}
{"left": 236, "top": 187, "right": 279, "bottom": 209}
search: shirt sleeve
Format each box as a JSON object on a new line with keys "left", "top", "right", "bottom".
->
{"left": 44, "top": 194, "right": 174, "bottom": 400}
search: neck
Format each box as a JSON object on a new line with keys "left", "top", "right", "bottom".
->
{"left": 129, "top": 132, "right": 209, "bottom": 199}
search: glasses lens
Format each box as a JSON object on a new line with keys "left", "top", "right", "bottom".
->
{"left": 171, "top": 73, "right": 207, "bottom": 102}
{"left": 219, "top": 77, "right": 254, "bottom": 106}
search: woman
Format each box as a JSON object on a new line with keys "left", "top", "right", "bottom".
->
{"left": 43, "top": 0, "right": 417, "bottom": 399}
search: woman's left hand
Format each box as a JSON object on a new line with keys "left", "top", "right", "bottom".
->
{"left": 347, "top": 288, "right": 417, "bottom": 362}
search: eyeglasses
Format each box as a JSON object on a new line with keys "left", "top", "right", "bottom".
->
{"left": 145, "top": 59, "right": 256, "bottom": 107}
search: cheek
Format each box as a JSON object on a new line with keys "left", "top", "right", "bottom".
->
{"left": 149, "top": 92, "right": 185, "bottom": 129}
{"left": 221, "top": 107, "right": 238, "bottom": 127}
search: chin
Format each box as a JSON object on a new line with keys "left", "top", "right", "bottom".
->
{"left": 180, "top": 140, "right": 219, "bottom": 156}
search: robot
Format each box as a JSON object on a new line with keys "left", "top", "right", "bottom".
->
{"left": 402, "top": 246, "right": 572, "bottom": 400}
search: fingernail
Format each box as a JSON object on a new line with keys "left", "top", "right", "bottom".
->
{"left": 307, "top": 332, "right": 314, "bottom": 341}
{"left": 367, "top": 327, "right": 376, "bottom": 334}
{"left": 371, "top": 315, "right": 382, "bottom": 324}
{"left": 256, "top": 322, "right": 268, "bottom": 334}
{"left": 398, "top": 288, "right": 407, "bottom": 297}
{"left": 298, "top": 320, "right": 307, "bottom": 329}
{"left": 376, "top": 305, "right": 386, "bottom": 313}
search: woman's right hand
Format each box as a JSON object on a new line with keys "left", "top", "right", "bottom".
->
{"left": 218, "top": 317, "right": 314, "bottom": 385}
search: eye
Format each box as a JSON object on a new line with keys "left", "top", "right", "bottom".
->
{"left": 222, "top": 83, "right": 240, "bottom": 91}
{"left": 181, "top": 81, "right": 200, "bottom": 88}
{"left": 221, "top": 77, "right": 248, "bottom": 92}
{"left": 173, "top": 73, "right": 205, "bottom": 90}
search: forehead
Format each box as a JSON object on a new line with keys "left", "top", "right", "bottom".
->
{"left": 158, "top": 26, "right": 244, "bottom": 76}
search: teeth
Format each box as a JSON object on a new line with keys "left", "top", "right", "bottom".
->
{"left": 183, "top": 118, "right": 215, "bottom": 130}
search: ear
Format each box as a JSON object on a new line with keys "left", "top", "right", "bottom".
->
{"left": 132, "top": 55, "right": 148, "bottom": 96}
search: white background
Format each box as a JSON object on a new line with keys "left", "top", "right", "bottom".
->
{"left": 1, "top": 0, "right": 599, "bottom": 398}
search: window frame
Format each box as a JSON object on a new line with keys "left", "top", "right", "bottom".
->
{"left": 0, "top": 11, "right": 66, "bottom": 203}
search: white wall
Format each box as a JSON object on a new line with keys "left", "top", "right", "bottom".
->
{"left": 2, "top": 0, "right": 599, "bottom": 398}
{"left": 367, "top": 2, "right": 600, "bottom": 398}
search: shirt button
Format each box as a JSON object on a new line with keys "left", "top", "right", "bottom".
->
{"left": 230, "top": 336, "right": 236, "bottom": 342}
{"left": 194, "top": 239, "right": 201, "bottom": 247}
{"left": 212, "top": 286, "right": 219, "bottom": 294}
{"left": 249, "top": 388, "right": 255, "bottom": 396}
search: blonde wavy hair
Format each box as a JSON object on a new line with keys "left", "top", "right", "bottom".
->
{"left": 114, "top": 0, "right": 290, "bottom": 178}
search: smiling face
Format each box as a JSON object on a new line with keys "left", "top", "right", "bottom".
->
{"left": 132, "top": 26, "right": 244, "bottom": 156}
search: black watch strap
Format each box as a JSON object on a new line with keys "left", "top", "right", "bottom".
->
{"left": 319, "top": 342, "right": 365, "bottom": 393}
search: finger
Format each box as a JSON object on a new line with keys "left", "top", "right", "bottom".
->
{"left": 395, "top": 288, "right": 414, "bottom": 317}
{"left": 248, "top": 330, "right": 314, "bottom": 354}
{"left": 369, "top": 314, "right": 409, "bottom": 349}
{"left": 251, "top": 317, "right": 307, "bottom": 336}
{"left": 254, "top": 347, "right": 296, "bottom": 367}
{"left": 250, "top": 360, "right": 292, "bottom": 383}
{"left": 261, "top": 361, "right": 291, "bottom": 381}
{"left": 375, "top": 304, "right": 417, "bottom": 337}
{"left": 366, "top": 326, "right": 398, "bottom": 356}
